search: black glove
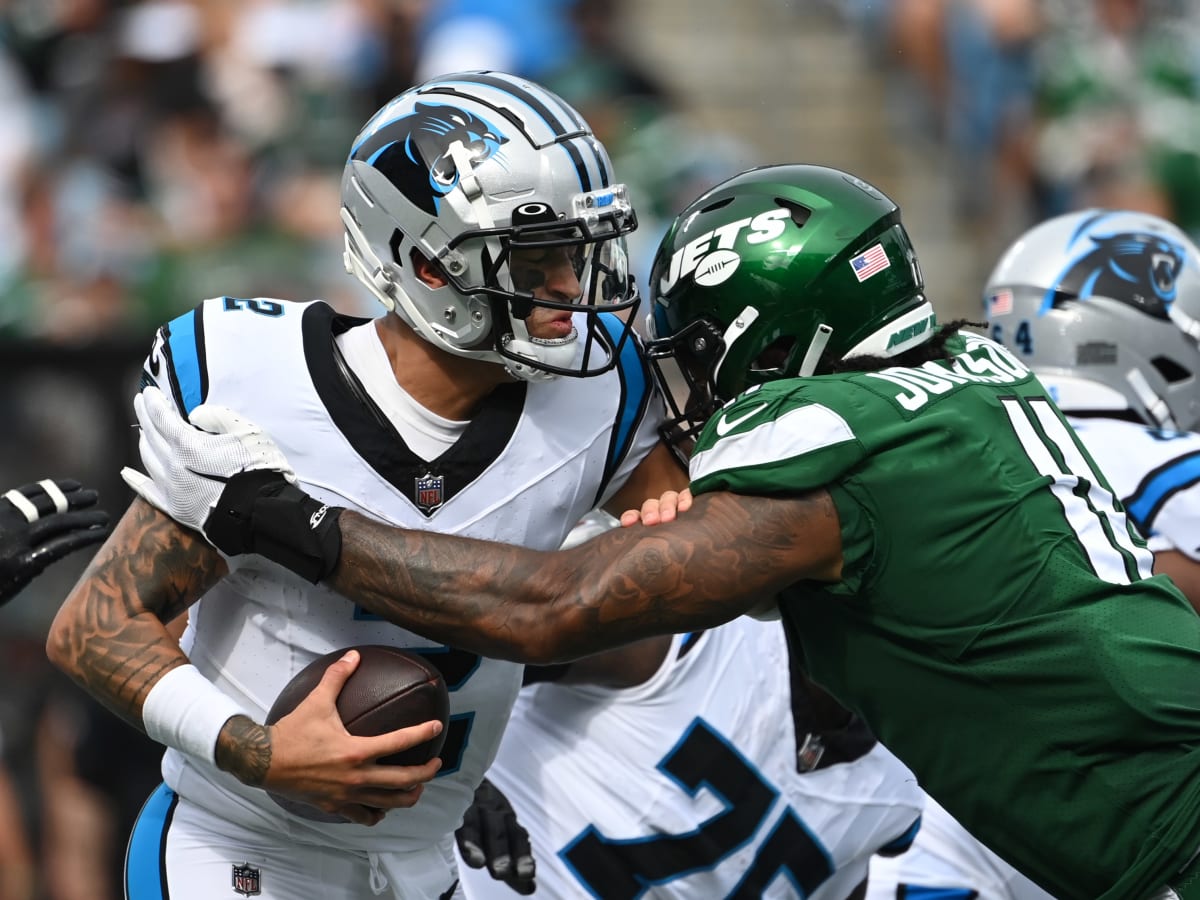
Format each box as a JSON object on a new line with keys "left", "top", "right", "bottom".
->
{"left": 0, "top": 478, "right": 109, "bottom": 603}
{"left": 456, "top": 778, "right": 537, "bottom": 896}
{"left": 204, "top": 469, "right": 343, "bottom": 584}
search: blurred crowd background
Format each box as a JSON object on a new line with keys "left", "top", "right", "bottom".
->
{"left": 1, "top": 0, "right": 1199, "bottom": 896}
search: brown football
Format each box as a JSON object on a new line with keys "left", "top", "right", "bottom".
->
{"left": 264, "top": 644, "right": 450, "bottom": 822}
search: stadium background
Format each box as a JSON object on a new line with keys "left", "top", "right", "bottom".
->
{"left": 0, "top": 0, "right": 1197, "bottom": 896}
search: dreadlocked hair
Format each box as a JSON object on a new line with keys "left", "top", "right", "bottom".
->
{"left": 823, "top": 320, "right": 983, "bottom": 375}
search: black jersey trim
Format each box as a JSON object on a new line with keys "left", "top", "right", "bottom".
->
{"left": 301, "top": 303, "right": 526, "bottom": 516}
{"left": 781, "top": 612, "right": 876, "bottom": 773}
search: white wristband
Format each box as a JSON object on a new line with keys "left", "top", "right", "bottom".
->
{"left": 142, "top": 665, "right": 248, "bottom": 767}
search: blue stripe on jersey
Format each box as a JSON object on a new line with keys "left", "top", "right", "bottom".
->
{"left": 877, "top": 814, "right": 922, "bottom": 856}
{"left": 599, "top": 312, "right": 647, "bottom": 472}
{"left": 166, "top": 308, "right": 204, "bottom": 414}
{"left": 126, "top": 783, "right": 177, "bottom": 900}
{"left": 1125, "top": 450, "right": 1200, "bottom": 532}
{"left": 898, "top": 887, "right": 979, "bottom": 900}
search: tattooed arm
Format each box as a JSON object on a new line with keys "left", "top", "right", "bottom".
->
{"left": 45, "top": 498, "right": 442, "bottom": 825}
{"left": 330, "top": 489, "right": 844, "bottom": 664}
{"left": 46, "top": 496, "right": 224, "bottom": 729}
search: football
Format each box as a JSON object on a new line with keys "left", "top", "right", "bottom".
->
{"left": 264, "top": 644, "right": 450, "bottom": 822}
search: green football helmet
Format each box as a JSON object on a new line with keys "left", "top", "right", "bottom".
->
{"left": 646, "top": 164, "right": 936, "bottom": 452}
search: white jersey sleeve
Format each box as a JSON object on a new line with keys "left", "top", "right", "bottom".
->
{"left": 1069, "top": 416, "right": 1200, "bottom": 560}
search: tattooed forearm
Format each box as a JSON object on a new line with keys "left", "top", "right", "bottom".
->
{"left": 215, "top": 716, "right": 272, "bottom": 784}
{"left": 46, "top": 498, "right": 227, "bottom": 730}
{"left": 329, "top": 489, "right": 840, "bottom": 663}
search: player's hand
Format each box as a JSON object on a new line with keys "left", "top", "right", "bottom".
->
{"left": 123, "top": 387, "right": 340, "bottom": 582}
{"left": 0, "top": 479, "right": 109, "bottom": 604}
{"left": 123, "top": 385, "right": 296, "bottom": 535}
{"left": 618, "top": 487, "right": 693, "bottom": 527}
{"left": 457, "top": 778, "right": 537, "bottom": 895}
{"left": 260, "top": 650, "right": 443, "bottom": 826}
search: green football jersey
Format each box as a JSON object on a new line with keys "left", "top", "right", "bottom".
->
{"left": 689, "top": 331, "right": 1200, "bottom": 900}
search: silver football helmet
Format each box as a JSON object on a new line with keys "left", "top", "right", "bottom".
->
{"left": 341, "top": 71, "right": 639, "bottom": 381}
{"left": 985, "top": 209, "right": 1200, "bottom": 430}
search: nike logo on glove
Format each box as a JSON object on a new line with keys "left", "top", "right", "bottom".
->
{"left": 715, "top": 404, "right": 767, "bottom": 436}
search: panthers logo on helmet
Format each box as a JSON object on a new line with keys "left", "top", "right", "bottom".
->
{"left": 1044, "top": 219, "right": 1187, "bottom": 319}
{"left": 350, "top": 102, "right": 509, "bottom": 215}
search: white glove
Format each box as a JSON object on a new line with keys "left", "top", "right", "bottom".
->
{"left": 122, "top": 386, "right": 296, "bottom": 536}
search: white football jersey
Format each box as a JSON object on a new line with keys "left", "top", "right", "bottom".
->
{"left": 1068, "top": 416, "right": 1200, "bottom": 559}
{"left": 142, "top": 298, "right": 662, "bottom": 859}
{"left": 866, "top": 794, "right": 1052, "bottom": 900}
{"left": 459, "top": 616, "right": 924, "bottom": 899}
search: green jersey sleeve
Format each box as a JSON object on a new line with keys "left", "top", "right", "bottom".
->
{"left": 688, "top": 382, "right": 869, "bottom": 496}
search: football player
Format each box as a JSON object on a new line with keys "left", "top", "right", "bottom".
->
{"left": 457, "top": 512, "right": 924, "bottom": 900}
{"left": 870, "top": 208, "right": 1200, "bottom": 900}
{"left": 120, "top": 164, "right": 1200, "bottom": 899}
{"left": 46, "top": 71, "right": 687, "bottom": 900}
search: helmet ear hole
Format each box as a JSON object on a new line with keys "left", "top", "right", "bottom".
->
{"left": 752, "top": 336, "right": 797, "bottom": 375}
{"left": 389, "top": 229, "right": 405, "bottom": 267}
{"left": 1153, "top": 356, "right": 1192, "bottom": 383}
{"left": 776, "top": 199, "right": 811, "bottom": 228}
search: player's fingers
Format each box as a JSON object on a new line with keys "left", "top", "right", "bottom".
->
{"left": 309, "top": 649, "right": 362, "bottom": 711}
{"left": 137, "top": 386, "right": 184, "bottom": 440}
{"left": 619, "top": 497, "right": 662, "bottom": 527}
{"left": 656, "top": 491, "right": 684, "bottom": 523}
{"left": 3, "top": 479, "right": 91, "bottom": 520}
{"left": 21, "top": 523, "right": 110, "bottom": 571}
{"left": 506, "top": 811, "right": 534, "bottom": 866}
{"left": 121, "top": 467, "right": 168, "bottom": 514}
{"left": 26, "top": 510, "right": 110, "bottom": 545}
{"left": 676, "top": 487, "right": 693, "bottom": 513}
{"left": 360, "top": 720, "right": 445, "bottom": 764}
{"left": 457, "top": 838, "right": 487, "bottom": 869}
{"left": 138, "top": 397, "right": 182, "bottom": 473}
{"left": 457, "top": 806, "right": 487, "bottom": 867}
{"left": 478, "top": 806, "right": 513, "bottom": 878}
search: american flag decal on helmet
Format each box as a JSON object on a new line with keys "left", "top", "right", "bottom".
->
{"left": 232, "top": 862, "right": 261, "bottom": 896}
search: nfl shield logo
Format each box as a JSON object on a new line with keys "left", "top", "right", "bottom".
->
{"left": 232, "top": 862, "right": 261, "bottom": 896}
{"left": 415, "top": 472, "right": 445, "bottom": 515}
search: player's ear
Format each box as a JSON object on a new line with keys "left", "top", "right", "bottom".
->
{"left": 411, "top": 249, "right": 450, "bottom": 288}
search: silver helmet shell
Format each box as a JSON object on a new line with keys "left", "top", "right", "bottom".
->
{"left": 341, "top": 71, "right": 639, "bottom": 381}
{"left": 984, "top": 209, "right": 1200, "bottom": 430}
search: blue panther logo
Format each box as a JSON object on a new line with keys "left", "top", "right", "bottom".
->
{"left": 351, "top": 102, "right": 509, "bottom": 215}
{"left": 1043, "top": 221, "right": 1188, "bottom": 319}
